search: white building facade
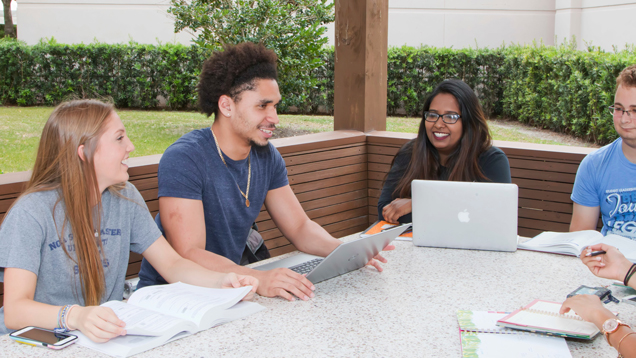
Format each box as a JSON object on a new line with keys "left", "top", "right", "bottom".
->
{"left": 15, "top": 0, "right": 636, "bottom": 51}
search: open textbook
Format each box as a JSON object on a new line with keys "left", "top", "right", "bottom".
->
{"left": 457, "top": 310, "right": 571, "bottom": 358}
{"left": 518, "top": 230, "right": 636, "bottom": 262}
{"left": 496, "top": 300, "right": 599, "bottom": 340}
{"left": 75, "top": 282, "right": 265, "bottom": 357}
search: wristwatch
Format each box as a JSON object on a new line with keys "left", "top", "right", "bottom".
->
{"left": 602, "top": 318, "right": 630, "bottom": 343}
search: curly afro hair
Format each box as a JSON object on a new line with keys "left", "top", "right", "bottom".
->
{"left": 198, "top": 42, "right": 278, "bottom": 118}
{"left": 617, "top": 64, "right": 636, "bottom": 89}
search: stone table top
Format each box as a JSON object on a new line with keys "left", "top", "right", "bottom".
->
{"left": 2, "top": 235, "right": 634, "bottom": 357}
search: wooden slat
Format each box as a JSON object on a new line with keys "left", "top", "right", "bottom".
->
{"left": 512, "top": 178, "right": 574, "bottom": 194}
{"left": 510, "top": 168, "right": 576, "bottom": 183}
{"left": 296, "top": 181, "right": 367, "bottom": 203}
{"left": 368, "top": 180, "right": 383, "bottom": 190}
{"left": 257, "top": 190, "right": 367, "bottom": 231}
{"left": 519, "top": 218, "right": 570, "bottom": 232}
{"left": 129, "top": 177, "right": 158, "bottom": 191}
{"left": 288, "top": 163, "right": 367, "bottom": 185}
{"left": 291, "top": 172, "right": 367, "bottom": 195}
{"left": 286, "top": 155, "right": 366, "bottom": 176}
{"left": 518, "top": 208, "right": 572, "bottom": 224}
{"left": 367, "top": 153, "right": 394, "bottom": 165}
{"left": 519, "top": 188, "right": 572, "bottom": 203}
{"left": 508, "top": 158, "right": 580, "bottom": 174}
{"left": 368, "top": 162, "right": 391, "bottom": 173}
{"left": 519, "top": 198, "right": 573, "bottom": 213}
{"left": 261, "top": 207, "right": 368, "bottom": 242}
{"left": 368, "top": 171, "right": 387, "bottom": 181}
{"left": 283, "top": 145, "right": 366, "bottom": 167}
{"left": 367, "top": 145, "right": 401, "bottom": 156}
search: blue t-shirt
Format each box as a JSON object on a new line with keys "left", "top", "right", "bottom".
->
{"left": 137, "top": 128, "right": 289, "bottom": 288}
{"left": 571, "top": 138, "right": 636, "bottom": 239}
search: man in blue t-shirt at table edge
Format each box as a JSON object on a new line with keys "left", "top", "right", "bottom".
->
{"left": 138, "top": 42, "right": 394, "bottom": 301}
{"left": 570, "top": 64, "right": 636, "bottom": 240}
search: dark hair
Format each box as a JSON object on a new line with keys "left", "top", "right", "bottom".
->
{"left": 393, "top": 79, "right": 492, "bottom": 198}
{"left": 617, "top": 64, "right": 636, "bottom": 89}
{"left": 198, "top": 42, "right": 278, "bottom": 118}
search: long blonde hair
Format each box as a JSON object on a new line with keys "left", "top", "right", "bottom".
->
{"left": 21, "top": 99, "right": 117, "bottom": 306}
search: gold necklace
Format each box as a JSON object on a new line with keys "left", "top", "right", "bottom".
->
{"left": 211, "top": 129, "right": 251, "bottom": 207}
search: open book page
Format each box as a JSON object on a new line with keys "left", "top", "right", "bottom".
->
{"left": 460, "top": 332, "right": 571, "bottom": 358}
{"left": 102, "top": 301, "right": 195, "bottom": 337}
{"left": 75, "top": 329, "right": 190, "bottom": 358}
{"left": 457, "top": 310, "right": 511, "bottom": 332}
{"left": 127, "top": 282, "right": 252, "bottom": 327}
{"left": 597, "top": 234, "right": 636, "bottom": 262}
{"left": 497, "top": 300, "right": 599, "bottom": 338}
{"left": 517, "top": 230, "right": 600, "bottom": 255}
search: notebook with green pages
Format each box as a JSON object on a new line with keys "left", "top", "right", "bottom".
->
{"left": 457, "top": 310, "right": 571, "bottom": 358}
{"left": 496, "top": 300, "right": 600, "bottom": 340}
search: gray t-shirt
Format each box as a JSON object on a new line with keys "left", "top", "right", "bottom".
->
{"left": 0, "top": 183, "right": 161, "bottom": 334}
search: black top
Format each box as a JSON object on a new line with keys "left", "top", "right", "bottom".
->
{"left": 377, "top": 140, "right": 512, "bottom": 223}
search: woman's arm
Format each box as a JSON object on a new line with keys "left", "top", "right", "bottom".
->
{"left": 561, "top": 294, "right": 636, "bottom": 357}
{"left": 142, "top": 236, "right": 259, "bottom": 298}
{"left": 4, "top": 267, "right": 126, "bottom": 343}
{"left": 480, "top": 147, "right": 511, "bottom": 183}
{"left": 378, "top": 144, "right": 413, "bottom": 223}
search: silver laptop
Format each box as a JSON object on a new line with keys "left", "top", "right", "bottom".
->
{"left": 411, "top": 180, "right": 518, "bottom": 252}
{"left": 253, "top": 225, "right": 408, "bottom": 283}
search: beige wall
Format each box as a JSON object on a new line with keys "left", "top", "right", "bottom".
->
{"left": 16, "top": 0, "right": 636, "bottom": 51}
{"left": 17, "top": 0, "right": 193, "bottom": 45}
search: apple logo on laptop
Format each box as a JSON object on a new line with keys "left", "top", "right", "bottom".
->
{"left": 458, "top": 209, "right": 470, "bottom": 223}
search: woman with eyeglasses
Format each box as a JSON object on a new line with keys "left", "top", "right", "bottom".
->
{"left": 378, "top": 79, "right": 512, "bottom": 223}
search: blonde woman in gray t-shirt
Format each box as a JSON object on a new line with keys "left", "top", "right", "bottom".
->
{"left": 0, "top": 100, "right": 258, "bottom": 342}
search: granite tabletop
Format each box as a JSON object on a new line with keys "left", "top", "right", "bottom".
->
{"left": 2, "top": 235, "right": 634, "bottom": 357}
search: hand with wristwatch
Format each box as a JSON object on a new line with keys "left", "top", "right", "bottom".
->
{"left": 559, "top": 244, "right": 636, "bottom": 357}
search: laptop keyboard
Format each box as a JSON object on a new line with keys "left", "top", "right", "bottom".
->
{"left": 289, "top": 258, "right": 323, "bottom": 274}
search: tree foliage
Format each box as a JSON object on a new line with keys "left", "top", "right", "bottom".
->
{"left": 168, "top": 0, "right": 334, "bottom": 111}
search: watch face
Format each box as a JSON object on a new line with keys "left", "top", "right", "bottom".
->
{"left": 603, "top": 319, "right": 619, "bottom": 332}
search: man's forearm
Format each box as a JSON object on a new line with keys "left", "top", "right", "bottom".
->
{"left": 288, "top": 220, "right": 341, "bottom": 257}
{"left": 181, "top": 246, "right": 262, "bottom": 277}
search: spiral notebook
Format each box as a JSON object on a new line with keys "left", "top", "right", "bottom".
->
{"left": 457, "top": 310, "right": 571, "bottom": 358}
{"left": 496, "top": 300, "right": 600, "bottom": 340}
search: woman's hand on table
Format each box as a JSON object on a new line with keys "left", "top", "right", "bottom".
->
{"left": 382, "top": 198, "right": 412, "bottom": 224}
{"left": 219, "top": 273, "right": 259, "bottom": 301}
{"left": 68, "top": 305, "right": 127, "bottom": 343}
{"left": 559, "top": 294, "right": 616, "bottom": 329}
{"left": 581, "top": 244, "right": 633, "bottom": 282}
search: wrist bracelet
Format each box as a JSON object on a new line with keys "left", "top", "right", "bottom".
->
{"left": 624, "top": 264, "right": 636, "bottom": 286}
{"left": 617, "top": 331, "right": 636, "bottom": 356}
{"left": 54, "top": 304, "right": 75, "bottom": 333}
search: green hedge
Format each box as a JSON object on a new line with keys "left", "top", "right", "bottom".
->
{"left": 1, "top": 39, "right": 635, "bottom": 144}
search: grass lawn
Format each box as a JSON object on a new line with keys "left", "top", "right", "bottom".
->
{"left": 0, "top": 107, "right": 590, "bottom": 174}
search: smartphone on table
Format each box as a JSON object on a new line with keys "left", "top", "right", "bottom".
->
{"left": 9, "top": 326, "right": 78, "bottom": 349}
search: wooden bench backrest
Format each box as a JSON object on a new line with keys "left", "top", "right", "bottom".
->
{"left": 0, "top": 130, "right": 596, "bottom": 307}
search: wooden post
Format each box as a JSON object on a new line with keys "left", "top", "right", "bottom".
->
{"left": 333, "top": 0, "right": 388, "bottom": 132}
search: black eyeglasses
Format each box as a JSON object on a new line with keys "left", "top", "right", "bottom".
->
{"left": 423, "top": 111, "right": 461, "bottom": 124}
{"left": 609, "top": 106, "right": 636, "bottom": 119}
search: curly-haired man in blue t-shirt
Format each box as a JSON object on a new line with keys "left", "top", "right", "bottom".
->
{"left": 138, "top": 42, "right": 393, "bottom": 301}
